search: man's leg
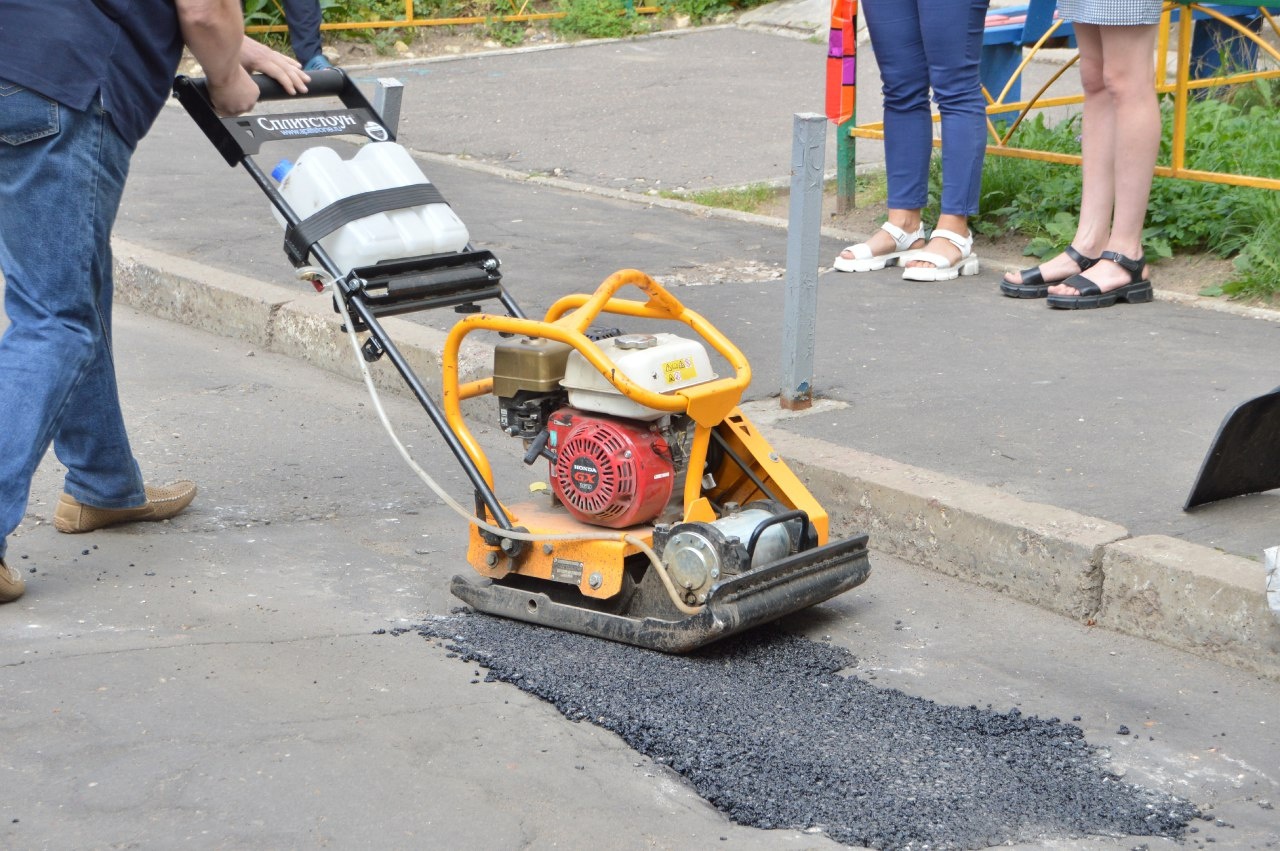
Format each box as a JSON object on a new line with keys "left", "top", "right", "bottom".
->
{"left": 282, "top": 0, "right": 325, "bottom": 66}
{"left": 0, "top": 83, "right": 145, "bottom": 562}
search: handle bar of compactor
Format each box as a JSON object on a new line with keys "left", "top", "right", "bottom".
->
{"left": 173, "top": 69, "right": 391, "bottom": 169}
{"left": 173, "top": 69, "right": 523, "bottom": 534}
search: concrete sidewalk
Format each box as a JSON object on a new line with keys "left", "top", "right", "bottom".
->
{"left": 106, "top": 23, "right": 1280, "bottom": 680}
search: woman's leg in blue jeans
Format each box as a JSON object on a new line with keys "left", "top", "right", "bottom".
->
{"left": 837, "top": 0, "right": 931, "bottom": 262}
{"left": 922, "top": 0, "right": 989, "bottom": 218}
{"left": 850, "top": 0, "right": 988, "bottom": 267}
{"left": 904, "top": 0, "right": 990, "bottom": 269}
{"left": 862, "top": 0, "right": 933, "bottom": 212}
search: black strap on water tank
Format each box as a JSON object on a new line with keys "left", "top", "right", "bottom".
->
{"left": 283, "top": 184, "right": 449, "bottom": 266}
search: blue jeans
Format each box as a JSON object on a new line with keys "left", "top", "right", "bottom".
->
{"left": 0, "top": 80, "right": 145, "bottom": 560}
{"left": 283, "top": 0, "right": 324, "bottom": 64}
{"left": 862, "top": 0, "right": 990, "bottom": 216}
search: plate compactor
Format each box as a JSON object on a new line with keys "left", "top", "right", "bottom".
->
{"left": 175, "top": 69, "right": 871, "bottom": 652}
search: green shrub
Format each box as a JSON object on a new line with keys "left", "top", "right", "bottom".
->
{"left": 326, "top": 0, "right": 406, "bottom": 20}
{"left": 666, "top": 0, "right": 730, "bottom": 24}
{"left": 970, "top": 113, "right": 1082, "bottom": 246}
{"left": 553, "top": 0, "right": 646, "bottom": 38}
{"left": 414, "top": 0, "right": 486, "bottom": 15}
{"left": 480, "top": 18, "right": 528, "bottom": 45}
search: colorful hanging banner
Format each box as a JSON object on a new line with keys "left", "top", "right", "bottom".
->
{"left": 825, "top": 0, "right": 857, "bottom": 124}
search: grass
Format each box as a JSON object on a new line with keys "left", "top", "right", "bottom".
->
{"left": 844, "top": 171, "right": 888, "bottom": 208}
{"left": 552, "top": 0, "right": 650, "bottom": 39}
{"left": 663, "top": 172, "right": 888, "bottom": 216}
{"left": 664, "top": 183, "right": 778, "bottom": 213}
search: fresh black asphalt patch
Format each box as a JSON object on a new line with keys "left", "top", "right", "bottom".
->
{"left": 405, "top": 613, "right": 1199, "bottom": 850}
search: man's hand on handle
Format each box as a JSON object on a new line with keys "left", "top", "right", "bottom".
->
{"left": 177, "top": 0, "right": 311, "bottom": 116}
{"left": 238, "top": 35, "right": 311, "bottom": 99}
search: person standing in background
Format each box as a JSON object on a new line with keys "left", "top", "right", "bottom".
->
{"left": 833, "top": 0, "right": 991, "bottom": 282}
{"left": 284, "top": 0, "right": 334, "bottom": 71}
{"left": 1001, "top": 1, "right": 1161, "bottom": 309}
{"left": 0, "top": 0, "right": 309, "bottom": 604}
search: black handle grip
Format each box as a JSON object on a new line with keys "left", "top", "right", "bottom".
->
{"left": 179, "top": 68, "right": 349, "bottom": 103}
{"left": 259, "top": 66, "right": 349, "bottom": 99}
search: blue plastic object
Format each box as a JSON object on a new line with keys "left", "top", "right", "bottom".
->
{"left": 271, "top": 159, "right": 294, "bottom": 183}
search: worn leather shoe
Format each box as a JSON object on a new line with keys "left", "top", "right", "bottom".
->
{"left": 0, "top": 558, "right": 24, "bottom": 603}
{"left": 54, "top": 481, "right": 197, "bottom": 534}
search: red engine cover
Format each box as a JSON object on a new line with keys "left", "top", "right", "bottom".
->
{"left": 547, "top": 408, "right": 674, "bottom": 528}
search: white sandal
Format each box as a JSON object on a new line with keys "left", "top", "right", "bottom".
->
{"left": 901, "top": 228, "right": 981, "bottom": 281}
{"left": 832, "top": 222, "right": 928, "bottom": 273}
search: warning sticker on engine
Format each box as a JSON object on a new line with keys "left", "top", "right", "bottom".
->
{"left": 662, "top": 356, "right": 697, "bottom": 385}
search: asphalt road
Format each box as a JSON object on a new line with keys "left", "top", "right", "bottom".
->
{"left": 1, "top": 307, "right": 1276, "bottom": 849}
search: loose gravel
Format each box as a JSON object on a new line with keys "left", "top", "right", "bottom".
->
{"left": 410, "top": 613, "right": 1199, "bottom": 850}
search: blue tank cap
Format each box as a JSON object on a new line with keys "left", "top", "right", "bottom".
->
{"left": 271, "top": 159, "right": 294, "bottom": 183}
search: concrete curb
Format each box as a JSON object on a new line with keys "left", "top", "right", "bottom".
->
{"left": 768, "top": 432, "right": 1280, "bottom": 682}
{"left": 1099, "top": 536, "right": 1280, "bottom": 678}
{"left": 113, "top": 240, "right": 492, "bottom": 392}
{"left": 771, "top": 433, "right": 1124, "bottom": 621}
{"left": 111, "top": 240, "right": 1280, "bottom": 682}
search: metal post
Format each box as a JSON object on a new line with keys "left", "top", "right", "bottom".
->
{"left": 780, "top": 113, "right": 826, "bottom": 411}
{"left": 374, "top": 77, "right": 405, "bottom": 138}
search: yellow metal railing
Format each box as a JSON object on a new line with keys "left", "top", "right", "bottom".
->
{"left": 244, "top": 0, "right": 660, "bottom": 35}
{"left": 847, "top": 3, "right": 1280, "bottom": 192}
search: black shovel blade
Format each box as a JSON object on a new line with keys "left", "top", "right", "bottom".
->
{"left": 1185, "top": 385, "right": 1280, "bottom": 510}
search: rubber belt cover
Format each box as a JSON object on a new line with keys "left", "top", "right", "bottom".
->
{"left": 284, "top": 183, "right": 448, "bottom": 266}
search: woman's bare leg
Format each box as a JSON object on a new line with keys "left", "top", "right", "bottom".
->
{"left": 1049, "top": 22, "right": 1159, "bottom": 295}
{"left": 1007, "top": 23, "right": 1115, "bottom": 285}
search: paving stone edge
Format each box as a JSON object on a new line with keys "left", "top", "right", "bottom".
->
{"left": 112, "top": 239, "right": 1280, "bottom": 681}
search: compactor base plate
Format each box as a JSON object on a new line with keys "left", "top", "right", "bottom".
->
{"left": 450, "top": 534, "right": 871, "bottom": 653}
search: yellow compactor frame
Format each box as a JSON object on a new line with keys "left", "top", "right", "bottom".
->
{"left": 440, "top": 269, "right": 831, "bottom": 603}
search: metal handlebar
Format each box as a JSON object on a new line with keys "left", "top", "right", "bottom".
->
{"left": 178, "top": 67, "right": 349, "bottom": 103}
{"left": 173, "top": 69, "right": 391, "bottom": 166}
{"left": 176, "top": 67, "right": 355, "bottom": 104}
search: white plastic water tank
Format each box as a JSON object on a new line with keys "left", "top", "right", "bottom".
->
{"left": 561, "top": 333, "right": 717, "bottom": 420}
{"left": 276, "top": 142, "right": 469, "bottom": 273}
